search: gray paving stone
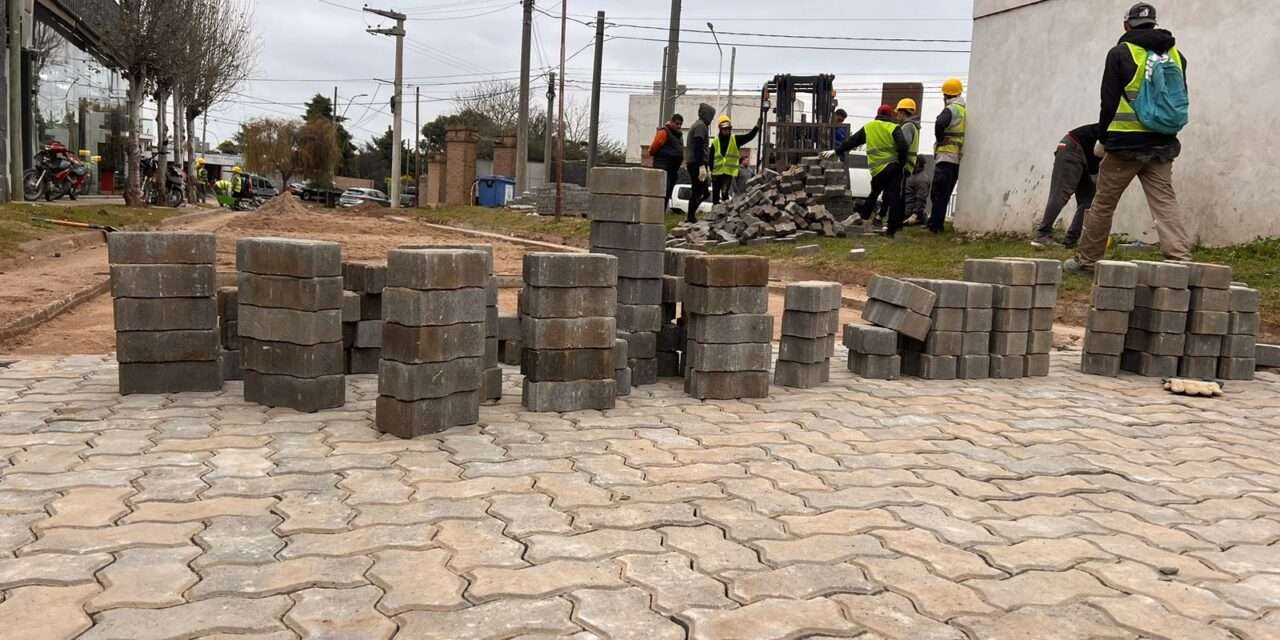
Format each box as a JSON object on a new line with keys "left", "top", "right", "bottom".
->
{"left": 862, "top": 300, "right": 931, "bottom": 341}
{"left": 1229, "top": 285, "right": 1260, "bottom": 313}
{"left": 685, "top": 370, "right": 769, "bottom": 399}
{"left": 629, "top": 357, "right": 658, "bottom": 385}
{"left": 684, "top": 285, "right": 769, "bottom": 315}
{"left": 589, "top": 166, "right": 666, "bottom": 197}
{"left": 1093, "top": 260, "right": 1138, "bottom": 288}
{"left": 782, "top": 310, "right": 836, "bottom": 339}
{"left": 1033, "top": 284, "right": 1058, "bottom": 309}
{"left": 111, "top": 265, "right": 217, "bottom": 298}
{"left": 1190, "top": 287, "right": 1231, "bottom": 312}
{"left": 236, "top": 274, "right": 343, "bottom": 311}
{"left": 237, "top": 306, "right": 342, "bottom": 345}
{"left": 1133, "top": 260, "right": 1190, "bottom": 289}
{"left": 999, "top": 257, "right": 1063, "bottom": 285}
{"left": 1083, "top": 330, "right": 1125, "bottom": 355}
{"left": 241, "top": 339, "right": 345, "bottom": 377}
{"left": 963, "top": 259, "right": 1035, "bottom": 286}
{"left": 684, "top": 255, "right": 769, "bottom": 287}
{"left": 989, "top": 354, "right": 1027, "bottom": 378}
{"left": 618, "top": 330, "right": 658, "bottom": 358}
{"left": 113, "top": 298, "right": 218, "bottom": 331}
{"left": 341, "top": 291, "right": 360, "bottom": 322}
{"left": 518, "top": 286, "right": 618, "bottom": 319}
{"left": 661, "top": 275, "right": 682, "bottom": 303}
{"left": 685, "top": 313, "right": 773, "bottom": 343}
{"left": 359, "top": 293, "right": 382, "bottom": 320}
{"left": 521, "top": 349, "right": 615, "bottom": 382}
{"left": 617, "top": 304, "right": 663, "bottom": 332}
{"left": 1025, "top": 353, "right": 1050, "bottom": 377}
{"left": 1260, "top": 344, "right": 1280, "bottom": 367}
{"left": 1087, "top": 309, "right": 1130, "bottom": 334}
{"left": 243, "top": 371, "right": 344, "bottom": 412}
{"left": 1121, "top": 351, "right": 1179, "bottom": 378}
{"left": 354, "top": 321, "right": 382, "bottom": 348}
{"left": 1185, "top": 262, "right": 1233, "bottom": 289}
{"left": 1080, "top": 352, "right": 1121, "bottom": 377}
{"left": 117, "top": 330, "right": 220, "bottom": 363}
{"left": 1184, "top": 333, "right": 1224, "bottom": 357}
{"left": 590, "top": 221, "right": 666, "bottom": 250}
{"left": 341, "top": 261, "right": 388, "bottom": 293}
{"left": 376, "top": 392, "right": 480, "bottom": 437}
{"left": 848, "top": 353, "right": 900, "bottom": 379}
{"left": 1031, "top": 308, "right": 1054, "bottom": 332}
{"left": 965, "top": 308, "right": 994, "bottom": 332}
{"left": 689, "top": 343, "right": 773, "bottom": 371}
{"left": 523, "top": 252, "right": 619, "bottom": 287}
{"left": 664, "top": 248, "right": 706, "bottom": 277}
{"left": 587, "top": 193, "right": 667, "bottom": 223}
{"left": 347, "top": 348, "right": 381, "bottom": 374}
{"left": 381, "top": 322, "right": 485, "bottom": 363}
{"left": 868, "top": 276, "right": 938, "bottom": 316}
{"left": 931, "top": 307, "right": 965, "bottom": 332}
{"left": 962, "top": 332, "right": 990, "bottom": 355}
{"left": 1179, "top": 356, "right": 1219, "bottom": 378}
{"left": 1129, "top": 308, "right": 1188, "bottom": 333}
{"left": 523, "top": 317, "right": 617, "bottom": 350}
{"left": 992, "top": 309, "right": 1031, "bottom": 333}
{"left": 1135, "top": 286, "right": 1191, "bottom": 312}
{"left": 221, "top": 350, "right": 242, "bottom": 381}
{"left": 957, "top": 354, "right": 990, "bottom": 379}
{"left": 614, "top": 366, "right": 632, "bottom": 396}
{"left": 1091, "top": 287, "right": 1136, "bottom": 312}
{"left": 522, "top": 379, "right": 617, "bottom": 412}
{"left": 596, "top": 247, "right": 664, "bottom": 278}
{"left": 616, "top": 277, "right": 663, "bottom": 305}
{"left": 990, "top": 331, "right": 1029, "bottom": 356}
{"left": 784, "top": 281, "right": 842, "bottom": 312}
{"left": 108, "top": 232, "right": 216, "bottom": 265}
{"left": 237, "top": 237, "right": 342, "bottom": 278}
{"left": 1028, "top": 330, "right": 1053, "bottom": 355}
{"left": 1189, "top": 310, "right": 1230, "bottom": 335}
{"left": 119, "top": 361, "right": 222, "bottom": 394}
{"left": 380, "top": 288, "right": 485, "bottom": 327}
{"left": 905, "top": 278, "right": 969, "bottom": 308}
{"left": 1230, "top": 312, "right": 1259, "bottom": 335}
{"left": 1218, "top": 357, "right": 1256, "bottom": 380}
{"left": 774, "top": 360, "right": 828, "bottom": 388}
{"left": 991, "top": 285, "right": 1034, "bottom": 309}
{"left": 378, "top": 358, "right": 483, "bottom": 400}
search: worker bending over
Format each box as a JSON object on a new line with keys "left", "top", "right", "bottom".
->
{"left": 823, "top": 103, "right": 913, "bottom": 240}
{"left": 1033, "top": 124, "right": 1101, "bottom": 248}
{"left": 928, "top": 77, "right": 966, "bottom": 234}
{"left": 711, "top": 114, "right": 761, "bottom": 205}
{"left": 1067, "top": 2, "right": 1192, "bottom": 274}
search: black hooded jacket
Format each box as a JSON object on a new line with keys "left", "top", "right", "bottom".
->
{"left": 1097, "top": 26, "right": 1189, "bottom": 155}
{"left": 685, "top": 103, "right": 716, "bottom": 168}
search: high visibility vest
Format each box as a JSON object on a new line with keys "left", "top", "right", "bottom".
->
{"left": 1109, "top": 43, "right": 1185, "bottom": 134}
{"left": 901, "top": 121, "right": 921, "bottom": 173}
{"left": 711, "top": 135, "right": 740, "bottom": 177}
{"left": 937, "top": 102, "right": 966, "bottom": 157}
{"left": 864, "top": 120, "right": 899, "bottom": 177}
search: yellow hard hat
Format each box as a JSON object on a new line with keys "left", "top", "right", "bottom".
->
{"left": 231, "top": 165, "right": 243, "bottom": 173}
{"left": 196, "top": 158, "right": 206, "bottom": 166}
{"left": 717, "top": 115, "right": 732, "bottom": 128}
{"left": 896, "top": 98, "right": 917, "bottom": 113}
{"left": 942, "top": 78, "right": 964, "bottom": 97}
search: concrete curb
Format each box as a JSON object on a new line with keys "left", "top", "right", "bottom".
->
{"left": 416, "top": 222, "right": 589, "bottom": 255}
{"left": 0, "top": 278, "right": 110, "bottom": 343}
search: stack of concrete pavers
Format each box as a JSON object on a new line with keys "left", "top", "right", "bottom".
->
{"left": 401, "top": 244, "right": 502, "bottom": 401}
{"left": 843, "top": 324, "right": 901, "bottom": 379}
{"left": 1080, "top": 260, "right": 1137, "bottom": 377}
{"left": 340, "top": 261, "right": 386, "bottom": 374}
{"left": 1179, "top": 262, "right": 1233, "bottom": 378}
{"left": 109, "top": 232, "right": 221, "bottom": 394}
{"left": 683, "top": 255, "right": 772, "bottom": 399}
{"left": 376, "top": 249, "right": 488, "bottom": 437}
{"left": 863, "top": 276, "right": 935, "bottom": 343}
{"left": 776, "top": 281, "right": 842, "bottom": 387}
{"left": 1221, "top": 283, "right": 1259, "bottom": 380}
{"left": 614, "top": 338, "right": 631, "bottom": 396}
{"left": 520, "top": 252, "right": 619, "bottom": 411}
{"left": 662, "top": 248, "right": 705, "bottom": 376}
{"left": 901, "top": 279, "right": 967, "bottom": 380}
{"left": 963, "top": 259, "right": 1036, "bottom": 378}
{"left": 1122, "top": 260, "right": 1190, "bottom": 378}
{"left": 1002, "top": 257, "right": 1062, "bottom": 377}
{"left": 588, "top": 167, "right": 667, "bottom": 385}
{"left": 217, "top": 286, "right": 242, "bottom": 381}
{"left": 237, "top": 237, "right": 345, "bottom": 411}
{"left": 498, "top": 314, "right": 522, "bottom": 366}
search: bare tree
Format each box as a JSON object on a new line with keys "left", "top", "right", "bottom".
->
{"left": 109, "top": 1, "right": 176, "bottom": 206}
{"left": 455, "top": 80, "right": 522, "bottom": 132}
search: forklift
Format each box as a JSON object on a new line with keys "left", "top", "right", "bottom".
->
{"left": 757, "top": 74, "right": 842, "bottom": 173}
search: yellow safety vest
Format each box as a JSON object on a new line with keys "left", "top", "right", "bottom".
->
{"left": 711, "top": 135, "right": 740, "bottom": 177}
{"left": 864, "top": 120, "right": 899, "bottom": 178}
{"left": 1109, "top": 43, "right": 1185, "bottom": 134}
{"left": 901, "top": 121, "right": 921, "bottom": 173}
{"left": 936, "top": 102, "right": 966, "bottom": 157}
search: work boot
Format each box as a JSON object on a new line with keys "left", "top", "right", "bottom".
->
{"left": 1031, "top": 234, "right": 1060, "bottom": 249}
{"left": 1062, "top": 257, "right": 1092, "bottom": 276}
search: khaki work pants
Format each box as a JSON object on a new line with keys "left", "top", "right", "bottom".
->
{"left": 1075, "top": 153, "right": 1193, "bottom": 266}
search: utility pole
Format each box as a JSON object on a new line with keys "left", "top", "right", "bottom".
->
{"left": 365, "top": 6, "right": 406, "bottom": 208}
{"left": 587, "top": 10, "right": 604, "bottom": 171}
{"left": 707, "top": 22, "right": 722, "bottom": 113}
{"left": 332, "top": 86, "right": 338, "bottom": 126}
{"left": 656, "top": 47, "right": 668, "bottom": 130}
{"left": 726, "top": 47, "right": 736, "bottom": 119}
{"left": 661, "top": 0, "right": 681, "bottom": 122}
{"left": 516, "top": 0, "right": 533, "bottom": 194}
{"left": 414, "top": 86, "right": 421, "bottom": 204}
{"left": 544, "top": 72, "right": 555, "bottom": 185}
{"left": 555, "top": 0, "right": 566, "bottom": 218}
{"left": 8, "top": 0, "right": 24, "bottom": 201}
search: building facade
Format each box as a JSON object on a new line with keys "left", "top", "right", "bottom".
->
{"left": 625, "top": 86, "right": 806, "bottom": 164}
{"left": 958, "top": 0, "right": 1280, "bottom": 246}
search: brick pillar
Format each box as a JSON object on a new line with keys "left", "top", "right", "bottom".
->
{"left": 445, "top": 127, "right": 479, "bottom": 206}
{"left": 492, "top": 133, "right": 517, "bottom": 178}
{"left": 426, "top": 153, "right": 447, "bottom": 207}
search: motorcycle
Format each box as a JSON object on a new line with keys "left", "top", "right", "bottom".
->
{"left": 140, "top": 156, "right": 185, "bottom": 208}
{"left": 24, "top": 143, "right": 89, "bottom": 201}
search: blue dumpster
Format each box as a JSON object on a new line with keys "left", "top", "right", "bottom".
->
{"left": 475, "top": 176, "right": 515, "bottom": 207}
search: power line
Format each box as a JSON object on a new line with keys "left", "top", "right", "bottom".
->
{"left": 609, "top": 34, "right": 969, "bottom": 54}
{"left": 606, "top": 22, "right": 970, "bottom": 44}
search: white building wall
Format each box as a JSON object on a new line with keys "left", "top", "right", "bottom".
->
{"left": 625, "top": 93, "right": 804, "bottom": 164}
{"left": 959, "top": 0, "right": 1280, "bottom": 246}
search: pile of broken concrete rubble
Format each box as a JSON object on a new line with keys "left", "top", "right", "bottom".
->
{"left": 669, "top": 156, "right": 853, "bottom": 249}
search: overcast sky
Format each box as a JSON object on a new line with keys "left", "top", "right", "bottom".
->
{"left": 207, "top": 0, "right": 974, "bottom": 150}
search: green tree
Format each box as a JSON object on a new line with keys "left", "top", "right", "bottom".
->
{"left": 303, "top": 93, "right": 356, "bottom": 174}
{"left": 216, "top": 139, "right": 240, "bottom": 154}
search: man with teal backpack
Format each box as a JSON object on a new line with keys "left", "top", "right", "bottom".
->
{"left": 1066, "top": 2, "right": 1193, "bottom": 274}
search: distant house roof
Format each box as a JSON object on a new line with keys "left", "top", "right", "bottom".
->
{"left": 196, "top": 152, "right": 243, "bottom": 167}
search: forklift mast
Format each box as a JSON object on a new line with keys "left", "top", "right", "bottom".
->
{"left": 759, "top": 74, "right": 841, "bottom": 172}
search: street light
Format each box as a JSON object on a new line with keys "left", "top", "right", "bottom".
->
{"left": 707, "top": 22, "right": 723, "bottom": 115}
{"left": 341, "top": 94, "right": 370, "bottom": 119}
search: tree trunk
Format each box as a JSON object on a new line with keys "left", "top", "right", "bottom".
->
{"left": 124, "top": 70, "right": 146, "bottom": 207}
{"left": 186, "top": 112, "right": 199, "bottom": 202}
{"left": 172, "top": 93, "right": 184, "bottom": 206}
{"left": 154, "top": 89, "right": 169, "bottom": 205}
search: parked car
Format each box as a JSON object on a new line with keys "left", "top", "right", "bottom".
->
{"left": 250, "top": 175, "right": 279, "bottom": 199}
{"left": 400, "top": 186, "right": 418, "bottom": 208}
{"left": 338, "top": 188, "right": 390, "bottom": 208}
{"left": 669, "top": 184, "right": 713, "bottom": 216}
{"left": 287, "top": 182, "right": 306, "bottom": 195}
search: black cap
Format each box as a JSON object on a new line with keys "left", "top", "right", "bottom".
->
{"left": 1126, "top": 2, "right": 1157, "bottom": 27}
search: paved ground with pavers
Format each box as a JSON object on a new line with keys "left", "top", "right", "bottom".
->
{"left": 1, "top": 350, "right": 1279, "bottom": 639}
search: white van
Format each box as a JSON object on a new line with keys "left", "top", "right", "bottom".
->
{"left": 669, "top": 184, "right": 714, "bottom": 216}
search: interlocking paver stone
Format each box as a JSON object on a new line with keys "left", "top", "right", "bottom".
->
{"left": 369, "top": 548, "right": 466, "bottom": 614}
{"left": 726, "top": 562, "right": 878, "bottom": 602}
{"left": 468, "top": 559, "right": 623, "bottom": 601}
{"left": 80, "top": 596, "right": 293, "bottom": 640}
{"left": 524, "top": 529, "right": 663, "bottom": 561}
{"left": 285, "top": 586, "right": 396, "bottom": 640}
{"left": 0, "top": 552, "right": 113, "bottom": 589}
{"left": 570, "top": 587, "right": 685, "bottom": 640}
{"left": 89, "top": 546, "right": 200, "bottom": 611}
{"left": 619, "top": 552, "right": 735, "bottom": 613}
{"left": 188, "top": 556, "right": 373, "bottom": 598}
{"left": 681, "top": 597, "right": 860, "bottom": 640}
{"left": 0, "top": 583, "right": 101, "bottom": 640}
{"left": 396, "top": 598, "right": 578, "bottom": 640}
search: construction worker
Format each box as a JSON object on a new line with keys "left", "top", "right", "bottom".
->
{"left": 684, "top": 103, "right": 715, "bottom": 223}
{"left": 1067, "top": 2, "right": 1192, "bottom": 274}
{"left": 895, "top": 98, "right": 921, "bottom": 174}
{"left": 904, "top": 158, "right": 931, "bottom": 225}
{"left": 649, "top": 114, "right": 685, "bottom": 212}
{"left": 831, "top": 109, "right": 849, "bottom": 149}
{"left": 710, "top": 114, "right": 761, "bottom": 205}
{"left": 823, "top": 104, "right": 911, "bottom": 240}
{"left": 1033, "top": 124, "right": 1102, "bottom": 248}
{"left": 195, "top": 158, "right": 209, "bottom": 202}
{"left": 928, "top": 77, "right": 966, "bottom": 233}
